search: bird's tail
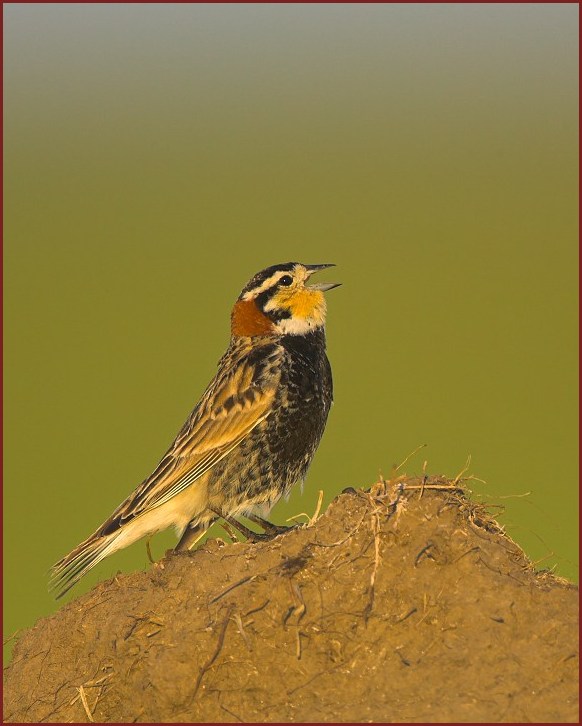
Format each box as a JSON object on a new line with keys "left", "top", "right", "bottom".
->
{"left": 49, "top": 531, "right": 121, "bottom": 599}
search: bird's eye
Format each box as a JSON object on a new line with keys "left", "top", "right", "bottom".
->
{"left": 279, "top": 275, "right": 293, "bottom": 286}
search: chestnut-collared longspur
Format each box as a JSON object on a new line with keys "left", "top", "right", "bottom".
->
{"left": 50, "top": 262, "right": 339, "bottom": 597}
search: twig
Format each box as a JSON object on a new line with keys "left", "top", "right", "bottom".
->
{"left": 192, "top": 605, "right": 234, "bottom": 701}
{"left": 286, "top": 513, "right": 310, "bottom": 524}
{"left": 415, "top": 543, "right": 435, "bottom": 567}
{"left": 364, "top": 509, "right": 382, "bottom": 621}
{"left": 531, "top": 552, "right": 556, "bottom": 568}
{"left": 69, "top": 674, "right": 113, "bottom": 707}
{"left": 219, "top": 701, "right": 244, "bottom": 722}
{"left": 3, "top": 630, "right": 20, "bottom": 646}
{"left": 290, "top": 580, "right": 306, "bottom": 621}
{"left": 295, "top": 629, "right": 304, "bottom": 660}
{"left": 453, "top": 546, "right": 481, "bottom": 564}
{"left": 403, "top": 483, "right": 465, "bottom": 492}
{"left": 463, "top": 474, "right": 487, "bottom": 485}
{"left": 231, "top": 611, "right": 252, "bottom": 651}
{"left": 243, "top": 599, "right": 270, "bottom": 618}
{"left": 210, "top": 575, "right": 257, "bottom": 604}
{"left": 394, "top": 607, "right": 417, "bottom": 624}
{"left": 419, "top": 460, "right": 428, "bottom": 498}
{"left": 283, "top": 580, "right": 306, "bottom": 625}
{"left": 312, "top": 510, "right": 368, "bottom": 548}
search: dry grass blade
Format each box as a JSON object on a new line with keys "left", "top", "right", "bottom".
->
{"left": 308, "top": 489, "right": 324, "bottom": 526}
{"left": 77, "top": 685, "right": 94, "bottom": 723}
{"left": 453, "top": 454, "right": 472, "bottom": 485}
{"left": 395, "top": 443, "right": 428, "bottom": 472}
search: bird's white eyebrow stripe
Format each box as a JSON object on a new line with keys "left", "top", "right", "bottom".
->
{"left": 242, "top": 271, "right": 290, "bottom": 299}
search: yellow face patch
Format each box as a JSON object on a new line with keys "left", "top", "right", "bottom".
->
{"left": 272, "top": 287, "right": 326, "bottom": 324}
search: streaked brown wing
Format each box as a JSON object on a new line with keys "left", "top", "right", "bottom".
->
{"left": 101, "top": 343, "right": 282, "bottom": 531}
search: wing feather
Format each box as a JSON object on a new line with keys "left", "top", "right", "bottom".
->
{"left": 98, "top": 342, "right": 282, "bottom": 533}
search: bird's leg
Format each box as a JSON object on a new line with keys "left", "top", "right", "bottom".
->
{"left": 145, "top": 536, "right": 155, "bottom": 564}
{"left": 210, "top": 508, "right": 272, "bottom": 543}
{"left": 245, "top": 513, "right": 294, "bottom": 536}
{"left": 175, "top": 517, "right": 217, "bottom": 552}
{"left": 218, "top": 520, "right": 239, "bottom": 543}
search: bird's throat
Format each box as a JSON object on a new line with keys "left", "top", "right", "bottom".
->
{"left": 231, "top": 299, "right": 276, "bottom": 337}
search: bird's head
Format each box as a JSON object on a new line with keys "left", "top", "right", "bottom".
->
{"left": 231, "top": 262, "right": 340, "bottom": 337}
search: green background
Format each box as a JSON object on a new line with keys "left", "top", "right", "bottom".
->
{"left": 4, "top": 4, "right": 578, "bottom": 657}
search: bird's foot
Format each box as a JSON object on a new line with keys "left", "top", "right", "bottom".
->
{"left": 244, "top": 529, "right": 276, "bottom": 543}
{"left": 246, "top": 513, "right": 295, "bottom": 537}
{"left": 210, "top": 508, "right": 291, "bottom": 543}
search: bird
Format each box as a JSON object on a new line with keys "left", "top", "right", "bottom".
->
{"left": 50, "top": 262, "right": 340, "bottom": 598}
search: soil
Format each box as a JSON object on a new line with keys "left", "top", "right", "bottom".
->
{"left": 3, "top": 476, "right": 579, "bottom": 723}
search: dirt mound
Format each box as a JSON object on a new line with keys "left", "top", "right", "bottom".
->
{"left": 3, "top": 477, "right": 579, "bottom": 723}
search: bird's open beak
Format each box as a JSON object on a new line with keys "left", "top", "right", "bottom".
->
{"left": 305, "top": 264, "right": 341, "bottom": 291}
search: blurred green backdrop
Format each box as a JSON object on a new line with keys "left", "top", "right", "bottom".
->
{"left": 4, "top": 4, "right": 578, "bottom": 657}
